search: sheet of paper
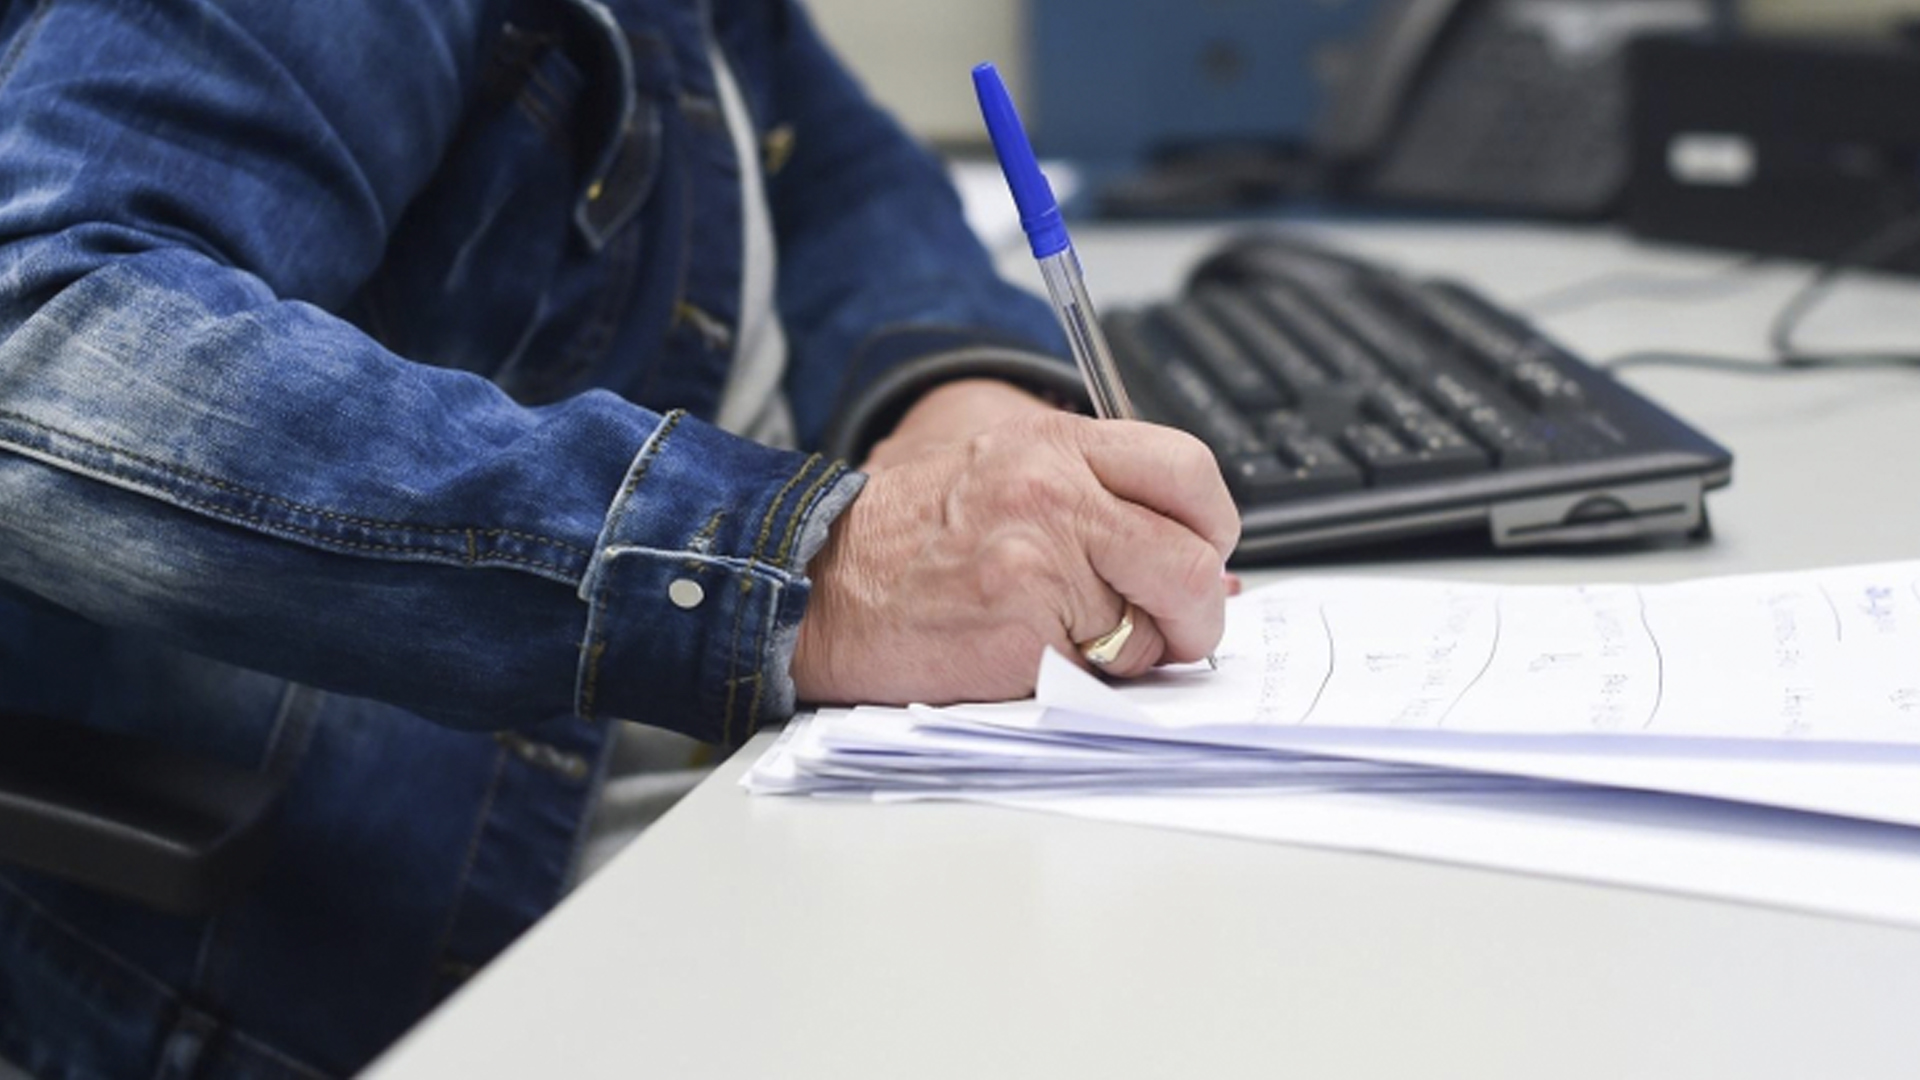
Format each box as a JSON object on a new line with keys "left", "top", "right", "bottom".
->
{"left": 741, "top": 561, "right": 1920, "bottom": 926}
{"left": 747, "top": 715, "right": 1920, "bottom": 927}
{"left": 1012, "top": 563, "right": 1920, "bottom": 828}
{"left": 1036, "top": 562, "right": 1920, "bottom": 747}
{"left": 744, "top": 709, "right": 1533, "bottom": 800}
{"left": 987, "top": 783, "right": 1920, "bottom": 930}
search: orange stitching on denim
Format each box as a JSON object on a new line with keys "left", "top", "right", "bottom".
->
{"left": 579, "top": 636, "right": 608, "bottom": 721}
{"left": 734, "top": 453, "right": 816, "bottom": 737}
{"left": 721, "top": 571, "right": 763, "bottom": 746}
{"left": 720, "top": 674, "right": 739, "bottom": 747}
{"left": 744, "top": 579, "right": 775, "bottom": 735}
{"left": 614, "top": 409, "right": 684, "bottom": 503}
{"left": 685, "top": 509, "right": 725, "bottom": 571}
{"left": 576, "top": 549, "right": 621, "bottom": 723}
{"left": 742, "top": 671, "right": 766, "bottom": 737}
{"left": 750, "top": 453, "right": 822, "bottom": 565}
{"left": 773, "top": 460, "right": 846, "bottom": 569}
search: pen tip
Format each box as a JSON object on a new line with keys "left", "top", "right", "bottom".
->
{"left": 1207, "top": 654, "right": 1219, "bottom": 671}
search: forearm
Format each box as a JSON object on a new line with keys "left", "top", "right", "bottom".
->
{"left": 0, "top": 236, "right": 859, "bottom": 737}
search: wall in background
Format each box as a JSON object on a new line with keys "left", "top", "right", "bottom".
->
{"left": 804, "top": 0, "right": 1023, "bottom": 145}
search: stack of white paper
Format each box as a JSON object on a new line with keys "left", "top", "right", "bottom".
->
{"left": 746, "top": 562, "right": 1920, "bottom": 927}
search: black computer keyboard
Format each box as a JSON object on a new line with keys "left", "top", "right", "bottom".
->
{"left": 1103, "top": 233, "right": 1732, "bottom": 560}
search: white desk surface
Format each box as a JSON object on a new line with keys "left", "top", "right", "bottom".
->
{"left": 368, "top": 223, "right": 1920, "bottom": 1078}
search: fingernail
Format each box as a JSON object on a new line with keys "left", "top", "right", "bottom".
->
{"left": 1223, "top": 571, "right": 1244, "bottom": 597}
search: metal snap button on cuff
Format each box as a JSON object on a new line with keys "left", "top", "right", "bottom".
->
{"left": 668, "top": 578, "right": 705, "bottom": 610}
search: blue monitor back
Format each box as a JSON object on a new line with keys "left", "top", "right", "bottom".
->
{"left": 1027, "top": 0, "right": 1388, "bottom": 164}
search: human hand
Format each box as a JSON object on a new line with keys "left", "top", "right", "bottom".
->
{"left": 861, "top": 378, "right": 1059, "bottom": 472}
{"left": 795, "top": 411, "right": 1240, "bottom": 705}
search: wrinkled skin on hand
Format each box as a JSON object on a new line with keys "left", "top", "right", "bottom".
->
{"left": 794, "top": 383, "right": 1240, "bottom": 706}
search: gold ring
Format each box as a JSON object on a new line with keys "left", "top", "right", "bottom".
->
{"left": 1078, "top": 603, "right": 1135, "bottom": 667}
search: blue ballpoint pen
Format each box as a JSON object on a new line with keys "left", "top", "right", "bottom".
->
{"left": 972, "top": 62, "right": 1135, "bottom": 421}
{"left": 972, "top": 61, "right": 1219, "bottom": 670}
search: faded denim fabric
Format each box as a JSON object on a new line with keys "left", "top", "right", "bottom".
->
{"left": 0, "top": 0, "right": 1067, "bottom": 1075}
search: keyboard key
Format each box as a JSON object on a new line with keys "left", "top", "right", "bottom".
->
{"left": 1293, "top": 382, "right": 1370, "bottom": 434}
{"left": 1508, "top": 346, "right": 1588, "bottom": 412}
{"left": 1379, "top": 279, "right": 1529, "bottom": 379}
{"left": 1223, "top": 452, "right": 1326, "bottom": 503}
{"left": 1272, "top": 432, "right": 1365, "bottom": 494}
{"left": 1421, "top": 372, "right": 1552, "bottom": 467}
{"left": 1253, "top": 409, "right": 1310, "bottom": 443}
{"left": 1196, "top": 290, "right": 1330, "bottom": 395}
{"left": 1161, "top": 360, "right": 1265, "bottom": 457}
{"left": 1363, "top": 385, "right": 1490, "bottom": 470}
{"left": 1237, "top": 411, "right": 1364, "bottom": 497}
{"left": 1250, "top": 284, "right": 1384, "bottom": 383}
{"left": 1340, "top": 422, "right": 1421, "bottom": 483}
{"left": 1460, "top": 407, "right": 1553, "bottom": 468}
{"left": 1295, "top": 277, "right": 1435, "bottom": 382}
{"left": 1401, "top": 284, "right": 1592, "bottom": 413}
{"left": 1412, "top": 441, "right": 1495, "bottom": 479}
{"left": 1342, "top": 421, "right": 1488, "bottom": 485}
{"left": 1125, "top": 350, "right": 1314, "bottom": 501}
{"left": 1362, "top": 383, "right": 1443, "bottom": 431}
{"left": 1107, "top": 314, "right": 1267, "bottom": 458}
{"left": 1152, "top": 303, "right": 1287, "bottom": 411}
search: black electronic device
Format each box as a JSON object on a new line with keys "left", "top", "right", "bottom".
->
{"left": 1624, "top": 34, "right": 1920, "bottom": 271}
{"left": 1102, "top": 233, "right": 1732, "bottom": 561}
{"left": 1316, "top": 0, "right": 1722, "bottom": 217}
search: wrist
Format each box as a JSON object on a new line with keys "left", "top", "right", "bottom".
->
{"left": 819, "top": 346, "right": 1091, "bottom": 464}
{"left": 864, "top": 379, "right": 1059, "bottom": 471}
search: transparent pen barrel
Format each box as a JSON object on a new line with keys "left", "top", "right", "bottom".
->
{"left": 1039, "top": 250, "right": 1136, "bottom": 421}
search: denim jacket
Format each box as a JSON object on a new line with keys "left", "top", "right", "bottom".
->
{"left": 0, "top": 0, "right": 1069, "bottom": 1075}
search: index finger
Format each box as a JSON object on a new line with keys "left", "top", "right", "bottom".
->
{"left": 1074, "top": 419, "right": 1241, "bottom": 560}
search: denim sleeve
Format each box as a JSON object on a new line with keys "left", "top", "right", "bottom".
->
{"left": 0, "top": 0, "right": 858, "bottom": 743}
{"left": 764, "top": 0, "right": 1075, "bottom": 452}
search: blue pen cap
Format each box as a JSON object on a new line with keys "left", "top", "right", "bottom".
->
{"left": 972, "top": 62, "right": 1070, "bottom": 259}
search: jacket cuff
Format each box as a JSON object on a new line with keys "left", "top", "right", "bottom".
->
{"left": 820, "top": 339, "right": 1092, "bottom": 463}
{"left": 574, "top": 410, "right": 863, "bottom": 746}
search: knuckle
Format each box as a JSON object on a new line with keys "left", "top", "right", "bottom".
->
{"left": 1146, "top": 425, "right": 1211, "bottom": 473}
{"left": 1028, "top": 409, "right": 1082, "bottom": 440}
{"left": 966, "top": 424, "right": 1004, "bottom": 462}
{"left": 972, "top": 534, "right": 1054, "bottom": 604}
{"left": 1170, "top": 426, "right": 1214, "bottom": 464}
{"left": 1001, "top": 463, "right": 1080, "bottom": 524}
{"left": 994, "top": 410, "right": 1070, "bottom": 455}
{"left": 1176, "top": 442, "right": 1222, "bottom": 494}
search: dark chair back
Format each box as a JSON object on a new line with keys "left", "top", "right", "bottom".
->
{"left": 0, "top": 712, "right": 284, "bottom": 915}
